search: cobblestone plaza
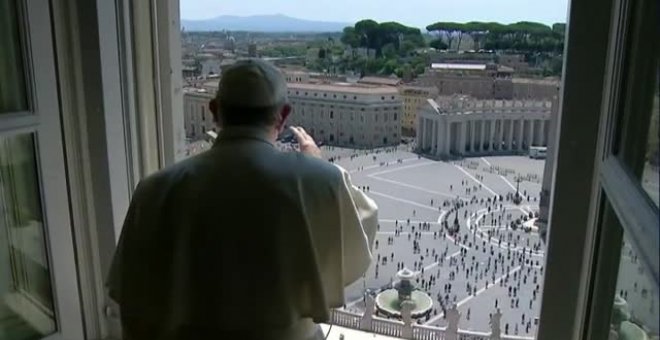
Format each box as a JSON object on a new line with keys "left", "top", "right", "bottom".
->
{"left": 323, "top": 146, "right": 547, "bottom": 336}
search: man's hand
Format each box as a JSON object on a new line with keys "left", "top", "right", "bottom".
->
{"left": 290, "top": 126, "right": 322, "bottom": 159}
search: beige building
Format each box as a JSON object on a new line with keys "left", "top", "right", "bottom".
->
{"left": 286, "top": 82, "right": 402, "bottom": 148}
{"left": 417, "top": 95, "right": 558, "bottom": 158}
{"left": 399, "top": 85, "right": 439, "bottom": 137}
{"left": 357, "top": 76, "right": 402, "bottom": 87}
{"left": 184, "top": 80, "right": 404, "bottom": 148}
{"left": 283, "top": 70, "right": 311, "bottom": 83}
{"left": 498, "top": 54, "right": 530, "bottom": 72}
{"left": 512, "top": 78, "right": 561, "bottom": 99}
{"left": 183, "top": 89, "right": 215, "bottom": 140}
{"left": 415, "top": 63, "right": 560, "bottom": 102}
{"left": 415, "top": 63, "right": 515, "bottom": 99}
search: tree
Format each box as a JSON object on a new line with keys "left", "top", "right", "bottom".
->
{"left": 414, "top": 63, "right": 425, "bottom": 75}
{"left": 365, "top": 58, "right": 385, "bottom": 74}
{"left": 341, "top": 19, "right": 425, "bottom": 57}
{"left": 552, "top": 23, "right": 567, "bottom": 34}
{"left": 469, "top": 21, "right": 564, "bottom": 53}
{"left": 544, "top": 55, "right": 564, "bottom": 76}
{"left": 382, "top": 59, "right": 399, "bottom": 74}
{"left": 462, "top": 21, "right": 502, "bottom": 50}
{"left": 382, "top": 43, "right": 397, "bottom": 58}
{"left": 340, "top": 27, "right": 360, "bottom": 47}
{"left": 355, "top": 19, "right": 380, "bottom": 50}
{"left": 429, "top": 39, "right": 448, "bottom": 50}
{"left": 396, "top": 63, "right": 413, "bottom": 79}
{"left": 399, "top": 40, "right": 417, "bottom": 56}
{"left": 426, "top": 22, "right": 467, "bottom": 50}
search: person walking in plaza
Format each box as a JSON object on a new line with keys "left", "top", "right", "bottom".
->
{"left": 107, "top": 59, "right": 378, "bottom": 340}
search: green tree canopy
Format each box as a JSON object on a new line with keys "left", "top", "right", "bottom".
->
{"left": 334, "top": 19, "right": 565, "bottom": 77}
{"left": 552, "top": 23, "right": 567, "bottom": 34}
{"left": 341, "top": 19, "right": 425, "bottom": 57}
{"left": 426, "top": 21, "right": 565, "bottom": 53}
{"left": 429, "top": 39, "right": 448, "bottom": 50}
{"left": 382, "top": 43, "right": 397, "bottom": 58}
{"left": 425, "top": 22, "right": 467, "bottom": 49}
{"left": 340, "top": 27, "right": 360, "bottom": 47}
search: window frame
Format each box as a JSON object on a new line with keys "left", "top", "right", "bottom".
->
{"left": 46, "top": 0, "right": 659, "bottom": 339}
{"left": 1, "top": 0, "right": 86, "bottom": 339}
{"left": 50, "top": 0, "right": 186, "bottom": 338}
{"left": 536, "top": 0, "right": 620, "bottom": 337}
{"left": 539, "top": 0, "right": 659, "bottom": 339}
{"left": 580, "top": 0, "right": 659, "bottom": 337}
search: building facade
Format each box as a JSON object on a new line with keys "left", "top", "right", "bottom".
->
{"left": 358, "top": 76, "right": 402, "bottom": 87}
{"left": 417, "top": 96, "right": 558, "bottom": 158}
{"left": 286, "top": 83, "right": 402, "bottom": 148}
{"left": 415, "top": 63, "right": 560, "bottom": 101}
{"left": 498, "top": 54, "right": 530, "bottom": 73}
{"left": 399, "top": 85, "right": 439, "bottom": 137}
{"left": 199, "top": 56, "right": 221, "bottom": 76}
{"left": 248, "top": 43, "right": 258, "bottom": 57}
{"left": 183, "top": 89, "right": 215, "bottom": 140}
{"left": 512, "top": 78, "right": 561, "bottom": 99}
{"left": 283, "top": 70, "right": 311, "bottom": 83}
{"left": 415, "top": 63, "right": 515, "bottom": 99}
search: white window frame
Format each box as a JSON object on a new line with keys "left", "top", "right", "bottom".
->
{"left": 130, "top": 0, "right": 185, "bottom": 173}
{"left": 579, "top": 0, "right": 659, "bottom": 337}
{"left": 539, "top": 0, "right": 659, "bottom": 339}
{"left": 46, "top": 0, "right": 658, "bottom": 339}
{"left": 50, "top": 0, "right": 139, "bottom": 337}
{"left": 2, "top": 0, "right": 85, "bottom": 339}
{"left": 535, "top": 0, "right": 619, "bottom": 338}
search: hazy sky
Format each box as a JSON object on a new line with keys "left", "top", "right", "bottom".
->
{"left": 180, "top": 0, "right": 570, "bottom": 28}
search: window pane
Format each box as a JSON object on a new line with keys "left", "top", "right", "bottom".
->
{"left": 641, "top": 72, "right": 659, "bottom": 207}
{"left": 0, "top": 0, "right": 29, "bottom": 113}
{"left": 609, "top": 233, "right": 659, "bottom": 339}
{"left": 0, "top": 133, "right": 56, "bottom": 339}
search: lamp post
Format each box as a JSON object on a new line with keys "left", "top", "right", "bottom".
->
{"left": 513, "top": 175, "right": 523, "bottom": 205}
{"left": 452, "top": 204, "right": 460, "bottom": 233}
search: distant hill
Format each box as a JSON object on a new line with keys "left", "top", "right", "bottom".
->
{"left": 181, "top": 14, "right": 350, "bottom": 32}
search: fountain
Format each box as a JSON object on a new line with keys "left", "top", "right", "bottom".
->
{"left": 374, "top": 268, "right": 433, "bottom": 318}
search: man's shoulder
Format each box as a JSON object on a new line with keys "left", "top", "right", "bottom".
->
{"left": 278, "top": 152, "right": 343, "bottom": 181}
{"left": 133, "top": 153, "right": 207, "bottom": 196}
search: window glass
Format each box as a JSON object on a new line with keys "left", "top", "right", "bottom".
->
{"left": 609, "top": 232, "right": 659, "bottom": 339}
{"left": 0, "top": 133, "right": 56, "bottom": 339}
{"left": 0, "top": 0, "right": 29, "bottom": 113}
{"left": 640, "top": 72, "right": 658, "bottom": 207}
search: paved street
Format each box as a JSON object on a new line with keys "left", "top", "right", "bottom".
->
{"left": 614, "top": 241, "right": 659, "bottom": 334}
{"left": 322, "top": 146, "right": 546, "bottom": 336}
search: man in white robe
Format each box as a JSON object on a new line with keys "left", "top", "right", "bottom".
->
{"left": 107, "top": 59, "right": 378, "bottom": 340}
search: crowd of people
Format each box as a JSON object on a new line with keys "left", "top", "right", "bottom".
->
{"left": 326, "top": 146, "right": 547, "bottom": 336}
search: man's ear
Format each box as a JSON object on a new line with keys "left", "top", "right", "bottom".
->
{"left": 209, "top": 98, "right": 219, "bottom": 122}
{"left": 276, "top": 104, "right": 292, "bottom": 131}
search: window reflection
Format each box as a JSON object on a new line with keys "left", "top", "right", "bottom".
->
{"left": 609, "top": 235, "right": 659, "bottom": 339}
{"left": 0, "top": 133, "right": 56, "bottom": 339}
{"left": 0, "top": 0, "right": 29, "bottom": 113}
{"left": 640, "top": 71, "right": 659, "bottom": 207}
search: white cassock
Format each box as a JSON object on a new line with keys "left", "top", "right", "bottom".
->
{"left": 107, "top": 127, "right": 378, "bottom": 340}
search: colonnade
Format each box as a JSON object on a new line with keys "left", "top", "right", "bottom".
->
{"left": 418, "top": 116, "right": 549, "bottom": 157}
